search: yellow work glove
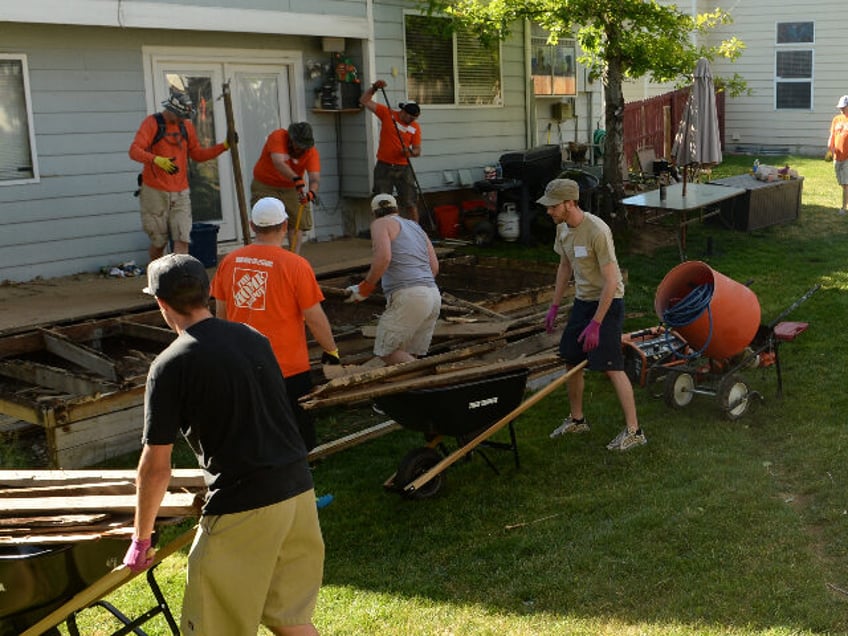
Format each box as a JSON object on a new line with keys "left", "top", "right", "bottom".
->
{"left": 153, "top": 156, "right": 178, "bottom": 174}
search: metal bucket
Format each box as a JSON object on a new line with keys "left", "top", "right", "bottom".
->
{"left": 654, "top": 261, "right": 761, "bottom": 360}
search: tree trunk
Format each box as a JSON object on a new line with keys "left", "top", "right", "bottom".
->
{"left": 601, "top": 54, "right": 627, "bottom": 231}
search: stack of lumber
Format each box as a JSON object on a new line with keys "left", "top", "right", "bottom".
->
{"left": 301, "top": 331, "right": 565, "bottom": 411}
{"left": 0, "top": 469, "right": 206, "bottom": 545}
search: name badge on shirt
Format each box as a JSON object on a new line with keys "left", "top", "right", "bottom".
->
{"left": 574, "top": 245, "right": 589, "bottom": 258}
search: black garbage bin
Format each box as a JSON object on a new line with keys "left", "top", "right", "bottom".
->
{"left": 557, "top": 168, "right": 599, "bottom": 213}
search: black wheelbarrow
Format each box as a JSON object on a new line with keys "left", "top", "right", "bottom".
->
{"left": 376, "top": 361, "right": 587, "bottom": 499}
{"left": 6, "top": 526, "right": 195, "bottom": 636}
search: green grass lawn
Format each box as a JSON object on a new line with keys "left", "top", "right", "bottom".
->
{"left": 58, "top": 153, "right": 848, "bottom": 635}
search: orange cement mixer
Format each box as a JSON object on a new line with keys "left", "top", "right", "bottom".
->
{"left": 654, "top": 261, "right": 761, "bottom": 360}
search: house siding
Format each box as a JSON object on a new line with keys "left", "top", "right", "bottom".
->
{"left": 368, "top": 1, "right": 529, "bottom": 194}
{"left": 704, "top": 3, "right": 836, "bottom": 156}
{"left": 623, "top": 1, "right": 841, "bottom": 157}
{"left": 0, "top": 22, "right": 361, "bottom": 282}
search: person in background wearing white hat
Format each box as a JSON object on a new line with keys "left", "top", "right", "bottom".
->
{"left": 251, "top": 122, "right": 321, "bottom": 253}
{"left": 127, "top": 253, "right": 324, "bottom": 635}
{"left": 827, "top": 95, "right": 848, "bottom": 215}
{"left": 539, "top": 179, "right": 646, "bottom": 452}
{"left": 210, "top": 197, "right": 339, "bottom": 463}
{"left": 129, "top": 90, "right": 231, "bottom": 262}
{"left": 360, "top": 80, "right": 423, "bottom": 223}
{"left": 346, "top": 193, "right": 440, "bottom": 365}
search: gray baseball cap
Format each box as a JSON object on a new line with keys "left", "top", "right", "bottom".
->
{"left": 536, "top": 179, "right": 580, "bottom": 206}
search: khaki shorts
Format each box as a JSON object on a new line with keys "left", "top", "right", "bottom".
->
{"left": 374, "top": 285, "right": 441, "bottom": 357}
{"left": 181, "top": 490, "right": 324, "bottom": 635}
{"left": 139, "top": 184, "right": 192, "bottom": 247}
{"left": 250, "top": 179, "right": 313, "bottom": 231}
{"left": 835, "top": 159, "right": 848, "bottom": 186}
{"left": 374, "top": 161, "right": 417, "bottom": 212}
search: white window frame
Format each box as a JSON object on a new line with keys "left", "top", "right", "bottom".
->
{"left": 774, "top": 21, "right": 814, "bottom": 111}
{"left": 0, "top": 54, "right": 40, "bottom": 185}
{"left": 403, "top": 12, "right": 503, "bottom": 108}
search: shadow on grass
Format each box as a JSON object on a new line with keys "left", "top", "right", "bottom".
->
{"left": 316, "top": 157, "right": 848, "bottom": 634}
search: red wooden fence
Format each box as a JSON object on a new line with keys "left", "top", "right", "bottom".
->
{"left": 622, "top": 87, "right": 725, "bottom": 169}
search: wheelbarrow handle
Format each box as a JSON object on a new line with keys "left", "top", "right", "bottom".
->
{"left": 20, "top": 525, "right": 198, "bottom": 636}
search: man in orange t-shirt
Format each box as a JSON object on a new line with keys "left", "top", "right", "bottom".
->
{"left": 251, "top": 123, "right": 321, "bottom": 253}
{"left": 360, "top": 80, "right": 422, "bottom": 222}
{"left": 129, "top": 91, "right": 230, "bottom": 261}
{"left": 827, "top": 95, "right": 848, "bottom": 215}
{"left": 211, "top": 198, "right": 338, "bottom": 452}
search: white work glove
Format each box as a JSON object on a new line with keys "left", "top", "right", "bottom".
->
{"left": 345, "top": 281, "right": 375, "bottom": 303}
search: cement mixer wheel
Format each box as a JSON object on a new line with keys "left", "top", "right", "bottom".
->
{"left": 664, "top": 370, "right": 695, "bottom": 409}
{"left": 718, "top": 374, "right": 750, "bottom": 420}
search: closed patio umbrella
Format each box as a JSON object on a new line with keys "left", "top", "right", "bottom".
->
{"left": 672, "top": 57, "right": 722, "bottom": 195}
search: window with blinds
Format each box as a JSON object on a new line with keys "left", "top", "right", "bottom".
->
{"left": 775, "top": 22, "right": 813, "bottom": 110}
{"left": 405, "top": 14, "right": 502, "bottom": 106}
{"left": 0, "top": 55, "right": 38, "bottom": 184}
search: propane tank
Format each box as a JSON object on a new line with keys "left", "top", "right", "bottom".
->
{"left": 497, "top": 203, "right": 520, "bottom": 242}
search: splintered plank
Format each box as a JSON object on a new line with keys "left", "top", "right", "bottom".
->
{"left": 0, "top": 468, "right": 206, "bottom": 489}
{"left": 300, "top": 353, "right": 558, "bottom": 410}
{"left": 361, "top": 320, "right": 512, "bottom": 339}
{"left": 0, "top": 359, "right": 117, "bottom": 396}
{"left": 40, "top": 328, "right": 119, "bottom": 381}
{"left": 0, "top": 492, "right": 200, "bottom": 517}
{"left": 0, "top": 480, "right": 136, "bottom": 498}
{"left": 305, "top": 341, "right": 499, "bottom": 399}
{"left": 0, "top": 513, "right": 109, "bottom": 528}
{"left": 118, "top": 320, "right": 176, "bottom": 345}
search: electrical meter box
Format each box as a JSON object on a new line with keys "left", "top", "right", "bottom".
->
{"left": 551, "top": 100, "right": 574, "bottom": 121}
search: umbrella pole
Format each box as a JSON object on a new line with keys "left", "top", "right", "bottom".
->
{"left": 682, "top": 165, "right": 688, "bottom": 197}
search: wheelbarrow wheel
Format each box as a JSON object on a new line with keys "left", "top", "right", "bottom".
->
{"left": 395, "top": 447, "right": 444, "bottom": 500}
{"left": 718, "top": 374, "right": 750, "bottom": 420}
{"left": 664, "top": 370, "right": 695, "bottom": 408}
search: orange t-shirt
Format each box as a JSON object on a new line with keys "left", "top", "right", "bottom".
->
{"left": 374, "top": 103, "right": 421, "bottom": 165}
{"left": 210, "top": 244, "right": 325, "bottom": 377}
{"left": 128, "top": 114, "right": 226, "bottom": 192}
{"left": 252, "top": 128, "right": 321, "bottom": 188}
{"left": 829, "top": 113, "right": 848, "bottom": 161}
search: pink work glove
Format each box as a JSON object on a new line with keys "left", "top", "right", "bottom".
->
{"left": 123, "top": 537, "right": 155, "bottom": 573}
{"left": 544, "top": 304, "right": 559, "bottom": 334}
{"left": 578, "top": 319, "right": 601, "bottom": 352}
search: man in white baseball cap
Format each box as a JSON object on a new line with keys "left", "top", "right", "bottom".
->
{"left": 345, "top": 193, "right": 440, "bottom": 366}
{"left": 210, "top": 197, "right": 339, "bottom": 459}
{"left": 827, "top": 95, "right": 848, "bottom": 215}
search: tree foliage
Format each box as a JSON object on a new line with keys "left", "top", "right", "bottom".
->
{"left": 417, "top": 0, "right": 746, "bottom": 222}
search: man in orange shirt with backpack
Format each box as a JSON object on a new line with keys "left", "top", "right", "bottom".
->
{"left": 129, "top": 91, "right": 230, "bottom": 262}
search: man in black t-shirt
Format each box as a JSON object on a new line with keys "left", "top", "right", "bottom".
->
{"left": 123, "top": 254, "right": 323, "bottom": 636}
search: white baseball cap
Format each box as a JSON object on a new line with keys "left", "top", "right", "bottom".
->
{"left": 837, "top": 95, "right": 848, "bottom": 109}
{"left": 251, "top": 197, "right": 288, "bottom": 227}
{"left": 371, "top": 193, "right": 398, "bottom": 212}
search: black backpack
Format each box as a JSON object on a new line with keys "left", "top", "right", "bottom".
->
{"left": 133, "top": 113, "right": 189, "bottom": 196}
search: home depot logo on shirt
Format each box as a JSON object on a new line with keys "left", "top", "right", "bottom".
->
{"left": 233, "top": 268, "right": 269, "bottom": 310}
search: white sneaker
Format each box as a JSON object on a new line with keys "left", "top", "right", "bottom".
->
{"left": 549, "top": 416, "right": 590, "bottom": 438}
{"left": 607, "top": 428, "right": 647, "bottom": 451}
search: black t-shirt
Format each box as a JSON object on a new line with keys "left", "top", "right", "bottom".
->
{"left": 144, "top": 317, "right": 313, "bottom": 515}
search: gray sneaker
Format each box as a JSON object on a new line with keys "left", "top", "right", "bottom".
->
{"left": 607, "top": 428, "right": 647, "bottom": 451}
{"left": 839, "top": 209, "right": 848, "bottom": 216}
{"left": 550, "top": 416, "right": 590, "bottom": 438}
